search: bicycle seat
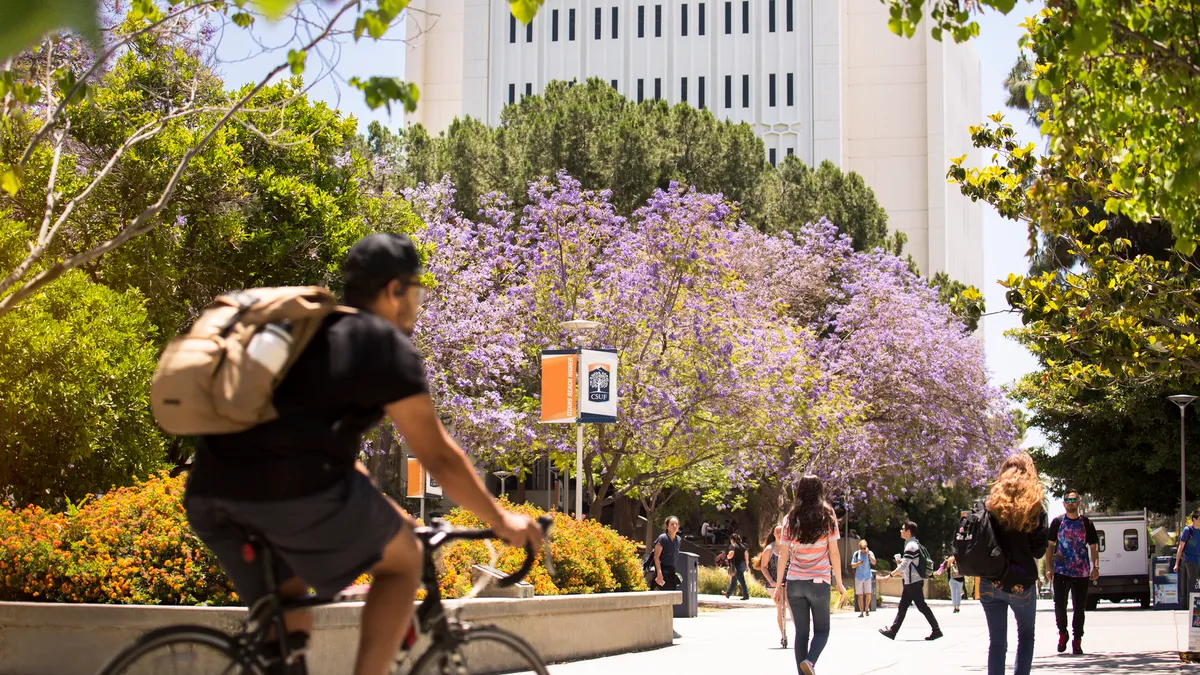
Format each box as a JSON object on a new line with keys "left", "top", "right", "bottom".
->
{"left": 213, "top": 511, "right": 276, "bottom": 564}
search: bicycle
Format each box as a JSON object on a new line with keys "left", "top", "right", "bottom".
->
{"left": 96, "top": 514, "right": 555, "bottom": 675}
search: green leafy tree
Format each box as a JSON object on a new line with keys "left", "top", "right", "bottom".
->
{"left": 0, "top": 268, "right": 165, "bottom": 508}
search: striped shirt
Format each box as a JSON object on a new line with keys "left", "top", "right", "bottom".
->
{"left": 779, "top": 516, "right": 840, "bottom": 583}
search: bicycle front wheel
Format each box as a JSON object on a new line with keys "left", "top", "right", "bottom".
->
{"left": 410, "top": 625, "right": 549, "bottom": 675}
{"left": 97, "top": 625, "right": 264, "bottom": 675}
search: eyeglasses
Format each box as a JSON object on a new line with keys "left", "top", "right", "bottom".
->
{"left": 1064, "top": 497, "right": 1079, "bottom": 504}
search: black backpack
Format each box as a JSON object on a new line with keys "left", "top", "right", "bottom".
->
{"left": 953, "top": 505, "right": 1009, "bottom": 581}
{"left": 913, "top": 538, "right": 935, "bottom": 579}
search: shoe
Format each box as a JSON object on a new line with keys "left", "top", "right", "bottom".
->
{"left": 1057, "top": 632, "right": 1068, "bottom": 653}
{"left": 879, "top": 628, "right": 897, "bottom": 640}
{"left": 781, "top": 635, "right": 788, "bottom": 649}
{"left": 866, "top": 609, "right": 871, "bottom": 616}
{"left": 1072, "top": 639, "right": 1083, "bottom": 655}
{"left": 800, "top": 660, "right": 816, "bottom": 675}
{"left": 858, "top": 612, "right": 864, "bottom": 617}
{"left": 926, "top": 630, "right": 943, "bottom": 641}
{"left": 741, "top": 596, "right": 750, "bottom": 600}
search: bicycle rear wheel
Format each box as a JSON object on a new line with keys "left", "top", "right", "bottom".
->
{"left": 98, "top": 625, "right": 264, "bottom": 675}
{"left": 410, "top": 625, "right": 549, "bottom": 675}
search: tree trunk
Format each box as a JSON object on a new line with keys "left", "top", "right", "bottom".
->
{"left": 515, "top": 477, "right": 527, "bottom": 506}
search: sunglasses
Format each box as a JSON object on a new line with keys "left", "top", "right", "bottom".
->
{"left": 1064, "top": 497, "right": 1079, "bottom": 504}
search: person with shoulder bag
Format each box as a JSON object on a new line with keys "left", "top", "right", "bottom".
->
{"left": 979, "top": 452, "right": 1049, "bottom": 675}
{"left": 725, "top": 533, "right": 750, "bottom": 600}
{"left": 759, "top": 524, "right": 792, "bottom": 648}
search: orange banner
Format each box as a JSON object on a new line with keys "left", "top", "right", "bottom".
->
{"left": 540, "top": 350, "right": 578, "bottom": 423}
{"left": 406, "top": 457, "right": 425, "bottom": 499}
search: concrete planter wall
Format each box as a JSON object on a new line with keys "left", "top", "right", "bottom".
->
{"left": 0, "top": 591, "right": 680, "bottom": 675}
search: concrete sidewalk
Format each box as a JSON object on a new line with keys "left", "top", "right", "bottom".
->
{"left": 533, "top": 600, "right": 1190, "bottom": 673}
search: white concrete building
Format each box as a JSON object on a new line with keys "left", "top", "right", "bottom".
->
{"left": 403, "top": 0, "right": 982, "bottom": 288}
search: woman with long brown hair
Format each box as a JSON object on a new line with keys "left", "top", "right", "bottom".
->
{"left": 775, "top": 475, "right": 846, "bottom": 675}
{"left": 980, "top": 452, "right": 1049, "bottom": 675}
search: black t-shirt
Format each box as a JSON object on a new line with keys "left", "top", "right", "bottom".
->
{"left": 729, "top": 542, "right": 748, "bottom": 567}
{"left": 186, "top": 311, "right": 429, "bottom": 501}
{"left": 655, "top": 533, "right": 681, "bottom": 569}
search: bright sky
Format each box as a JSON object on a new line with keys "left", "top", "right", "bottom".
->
{"left": 215, "top": 3, "right": 1058, "bottom": 501}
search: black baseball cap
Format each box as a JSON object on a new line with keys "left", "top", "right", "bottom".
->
{"left": 341, "top": 233, "right": 422, "bottom": 306}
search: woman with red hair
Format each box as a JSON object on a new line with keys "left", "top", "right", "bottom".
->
{"left": 980, "top": 452, "right": 1049, "bottom": 675}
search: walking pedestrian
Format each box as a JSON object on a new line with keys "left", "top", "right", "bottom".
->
{"left": 775, "top": 475, "right": 846, "bottom": 675}
{"left": 1045, "top": 490, "right": 1099, "bottom": 655}
{"left": 724, "top": 533, "right": 750, "bottom": 599}
{"left": 1175, "top": 510, "right": 1200, "bottom": 603}
{"left": 978, "top": 452, "right": 1048, "bottom": 675}
{"left": 758, "top": 524, "right": 792, "bottom": 648}
{"left": 653, "top": 516, "right": 682, "bottom": 591}
{"left": 851, "top": 540, "right": 876, "bottom": 617}
{"left": 936, "top": 555, "right": 965, "bottom": 613}
{"left": 878, "top": 520, "right": 942, "bottom": 641}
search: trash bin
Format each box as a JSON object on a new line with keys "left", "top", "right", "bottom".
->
{"left": 1153, "top": 555, "right": 1181, "bottom": 610}
{"left": 674, "top": 552, "right": 699, "bottom": 618}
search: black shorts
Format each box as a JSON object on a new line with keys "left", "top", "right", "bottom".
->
{"left": 185, "top": 470, "right": 405, "bottom": 604}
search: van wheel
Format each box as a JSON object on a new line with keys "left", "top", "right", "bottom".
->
{"left": 1140, "top": 595, "right": 1151, "bottom": 609}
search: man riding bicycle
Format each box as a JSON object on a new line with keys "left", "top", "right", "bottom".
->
{"left": 183, "top": 233, "right": 543, "bottom": 675}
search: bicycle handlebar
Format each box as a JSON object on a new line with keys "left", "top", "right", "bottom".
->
{"left": 416, "top": 515, "right": 555, "bottom": 588}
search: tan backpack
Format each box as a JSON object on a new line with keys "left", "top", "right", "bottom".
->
{"left": 150, "top": 286, "right": 352, "bottom": 436}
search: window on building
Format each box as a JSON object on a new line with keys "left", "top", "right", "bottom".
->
{"left": 655, "top": 77, "right": 662, "bottom": 100}
{"left": 786, "top": 0, "right": 794, "bottom": 31}
{"left": 742, "top": 74, "right": 749, "bottom": 107}
{"left": 638, "top": 78, "right": 645, "bottom": 102}
{"left": 613, "top": 6, "right": 619, "bottom": 38}
{"left": 526, "top": 19, "right": 533, "bottom": 42}
{"left": 787, "top": 73, "right": 794, "bottom": 106}
{"left": 742, "top": 1, "right": 749, "bottom": 33}
{"left": 1098, "top": 531, "right": 1106, "bottom": 552}
{"left": 769, "top": 0, "right": 776, "bottom": 32}
{"left": 525, "top": 82, "right": 533, "bottom": 98}
{"left": 769, "top": 73, "right": 776, "bottom": 107}
{"left": 699, "top": 3, "right": 706, "bottom": 34}
{"left": 698, "top": 75, "right": 706, "bottom": 108}
{"left": 509, "top": 14, "right": 517, "bottom": 43}
{"left": 786, "top": 147, "right": 794, "bottom": 157}
{"left": 508, "top": 83, "right": 515, "bottom": 104}
{"left": 612, "top": 79, "right": 618, "bottom": 89}
{"left": 638, "top": 5, "right": 645, "bottom": 37}
{"left": 655, "top": 5, "right": 663, "bottom": 36}
{"left": 724, "top": 75, "right": 732, "bottom": 108}
{"left": 595, "top": 7, "right": 601, "bottom": 39}
{"left": 769, "top": 148, "right": 777, "bottom": 166}
{"left": 552, "top": 9, "right": 559, "bottom": 41}
{"left": 569, "top": 8, "right": 577, "bottom": 40}
{"left": 724, "top": 1, "right": 732, "bottom": 34}
{"left": 681, "top": 76, "right": 688, "bottom": 102}
{"left": 682, "top": 3, "right": 688, "bottom": 36}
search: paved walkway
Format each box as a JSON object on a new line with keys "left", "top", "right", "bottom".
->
{"left": 537, "top": 600, "right": 1191, "bottom": 673}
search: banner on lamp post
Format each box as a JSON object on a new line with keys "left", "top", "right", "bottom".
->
{"left": 579, "top": 349, "right": 618, "bottom": 423}
{"left": 406, "top": 457, "right": 425, "bottom": 499}
{"left": 540, "top": 349, "right": 579, "bottom": 423}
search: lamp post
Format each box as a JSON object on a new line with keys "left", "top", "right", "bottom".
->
{"left": 1169, "top": 394, "right": 1198, "bottom": 533}
{"left": 560, "top": 319, "right": 601, "bottom": 521}
{"left": 493, "top": 470, "right": 515, "bottom": 499}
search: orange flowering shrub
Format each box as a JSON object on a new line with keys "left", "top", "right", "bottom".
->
{"left": 0, "top": 476, "right": 645, "bottom": 605}
{"left": 0, "top": 472, "right": 236, "bottom": 605}
{"left": 439, "top": 499, "right": 648, "bottom": 598}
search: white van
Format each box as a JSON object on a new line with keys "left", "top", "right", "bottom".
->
{"left": 1084, "top": 510, "right": 1151, "bottom": 609}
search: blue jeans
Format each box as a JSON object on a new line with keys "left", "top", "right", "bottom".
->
{"left": 786, "top": 580, "right": 831, "bottom": 669}
{"left": 949, "top": 578, "right": 965, "bottom": 608}
{"left": 980, "top": 579, "right": 1037, "bottom": 675}
{"left": 726, "top": 563, "right": 749, "bottom": 598}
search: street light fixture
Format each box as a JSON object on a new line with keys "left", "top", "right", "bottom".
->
{"left": 560, "top": 318, "right": 601, "bottom": 521}
{"left": 1169, "top": 394, "right": 1198, "bottom": 533}
{"left": 493, "top": 470, "right": 515, "bottom": 499}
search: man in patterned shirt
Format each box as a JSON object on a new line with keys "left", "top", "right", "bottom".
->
{"left": 1045, "top": 491, "right": 1100, "bottom": 655}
